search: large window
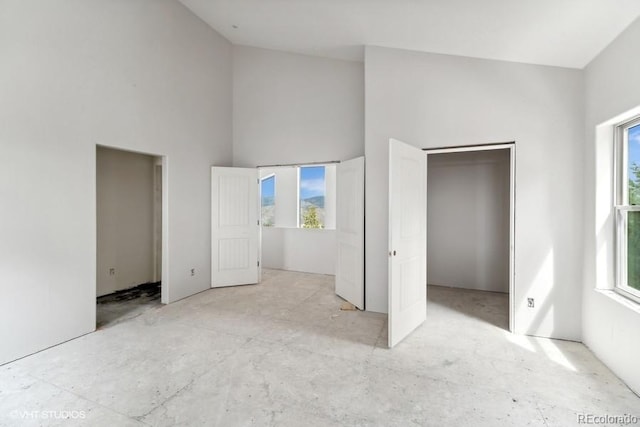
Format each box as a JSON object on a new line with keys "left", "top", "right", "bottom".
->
{"left": 615, "top": 117, "right": 640, "bottom": 302}
{"left": 299, "top": 166, "right": 325, "bottom": 228}
{"left": 261, "top": 175, "right": 275, "bottom": 227}
{"left": 259, "top": 164, "right": 335, "bottom": 229}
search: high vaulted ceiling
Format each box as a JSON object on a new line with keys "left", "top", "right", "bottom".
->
{"left": 179, "top": 0, "right": 640, "bottom": 68}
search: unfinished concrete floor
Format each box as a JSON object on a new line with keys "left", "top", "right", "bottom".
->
{"left": 1, "top": 269, "right": 638, "bottom": 426}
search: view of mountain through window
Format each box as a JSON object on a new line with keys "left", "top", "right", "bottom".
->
{"left": 299, "top": 166, "right": 325, "bottom": 228}
{"left": 261, "top": 175, "right": 275, "bottom": 227}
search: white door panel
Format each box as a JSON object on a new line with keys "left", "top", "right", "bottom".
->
{"left": 212, "top": 167, "right": 259, "bottom": 287}
{"left": 389, "top": 139, "right": 427, "bottom": 347}
{"left": 335, "top": 157, "right": 365, "bottom": 309}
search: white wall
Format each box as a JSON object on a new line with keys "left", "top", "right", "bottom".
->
{"left": 427, "top": 150, "right": 510, "bottom": 293}
{"left": 583, "top": 17, "right": 640, "bottom": 394}
{"left": 365, "top": 46, "right": 584, "bottom": 341}
{"left": 232, "top": 46, "right": 364, "bottom": 167}
{"left": 0, "top": 0, "right": 232, "bottom": 365}
{"left": 261, "top": 227, "right": 336, "bottom": 275}
{"left": 96, "top": 147, "right": 155, "bottom": 297}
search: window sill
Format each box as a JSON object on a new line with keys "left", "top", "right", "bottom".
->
{"left": 594, "top": 288, "right": 640, "bottom": 315}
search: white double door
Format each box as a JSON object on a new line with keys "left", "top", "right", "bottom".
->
{"left": 210, "top": 159, "right": 366, "bottom": 313}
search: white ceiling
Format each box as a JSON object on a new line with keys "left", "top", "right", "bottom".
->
{"left": 179, "top": 0, "right": 640, "bottom": 69}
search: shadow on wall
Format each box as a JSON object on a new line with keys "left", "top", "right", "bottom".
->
{"left": 437, "top": 243, "right": 577, "bottom": 343}
{"left": 512, "top": 135, "right": 582, "bottom": 342}
{"left": 518, "top": 242, "right": 578, "bottom": 342}
{"left": 520, "top": 249, "right": 556, "bottom": 336}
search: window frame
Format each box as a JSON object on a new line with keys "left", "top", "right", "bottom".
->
{"left": 614, "top": 116, "right": 640, "bottom": 303}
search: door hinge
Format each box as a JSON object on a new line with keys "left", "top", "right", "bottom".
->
{"left": 257, "top": 220, "right": 260, "bottom": 226}
{"left": 257, "top": 260, "right": 260, "bottom": 267}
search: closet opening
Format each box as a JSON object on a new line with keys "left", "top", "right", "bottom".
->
{"left": 426, "top": 144, "right": 515, "bottom": 331}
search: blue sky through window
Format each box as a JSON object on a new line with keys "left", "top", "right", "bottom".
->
{"left": 300, "top": 166, "right": 325, "bottom": 200}
{"left": 261, "top": 176, "right": 275, "bottom": 205}
{"left": 629, "top": 124, "right": 640, "bottom": 185}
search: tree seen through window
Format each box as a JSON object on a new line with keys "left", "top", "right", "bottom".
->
{"left": 626, "top": 124, "right": 640, "bottom": 290}
{"left": 299, "top": 166, "right": 325, "bottom": 228}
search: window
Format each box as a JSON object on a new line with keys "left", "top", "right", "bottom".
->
{"left": 615, "top": 116, "right": 640, "bottom": 302}
{"left": 261, "top": 175, "right": 275, "bottom": 227}
{"left": 258, "top": 165, "right": 335, "bottom": 229}
{"left": 299, "top": 166, "right": 325, "bottom": 228}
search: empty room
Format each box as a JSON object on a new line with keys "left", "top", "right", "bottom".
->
{"left": 1, "top": 0, "right": 640, "bottom": 426}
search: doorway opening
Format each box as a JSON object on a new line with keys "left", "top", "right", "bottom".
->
{"left": 426, "top": 144, "right": 515, "bottom": 332}
{"left": 210, "top": 158, "right": 365, "bottom": 316}
{"left": 257, "top": 163, "right": 338, "bottom": 276}
{"left": 96, "top": 146, "right": 165, "bottom": 328}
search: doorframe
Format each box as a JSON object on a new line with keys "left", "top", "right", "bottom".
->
{"left": 423, "top": 142, "right": 516, "bottom": 333}
{"left": 95, "top": 145, "right": 169, "bottom": 305}
{"left": 153, "top": 159, "right": 163, "bottom": 284}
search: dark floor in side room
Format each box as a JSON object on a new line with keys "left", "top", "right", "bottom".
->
{"left": 97, "top": 282, "right": 161, "bottom": 328}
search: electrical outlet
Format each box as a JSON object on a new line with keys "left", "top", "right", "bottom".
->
{"left": 190, "top": 268, "right": 195, "bottom": 276}
{"left": 109, "top": 268, "right": 115, "bottom": 276}
{"left": 527, "top": 298, "right": 535, "bottom": 308}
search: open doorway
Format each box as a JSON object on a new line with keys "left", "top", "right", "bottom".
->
{"left": 257, "top": 163, "right": 338, "bottom": 276}
{"left": 96, "top": 146, "right": 164, "bottom": 328}
{"left": 210, "top": 158, "right": 365, "bottom": 323}
{"left": 426, "top": 144, "right": 515, "bottom": 331}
